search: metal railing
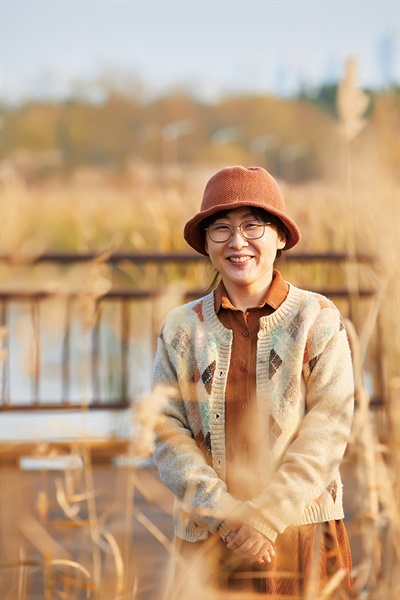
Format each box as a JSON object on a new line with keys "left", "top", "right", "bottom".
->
{"left": 0, "top": 251, "right": 385, "bottom": 411}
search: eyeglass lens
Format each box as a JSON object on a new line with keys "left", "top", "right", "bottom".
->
{"left": 207, "top": 221, "right": 267, "bottom": 242}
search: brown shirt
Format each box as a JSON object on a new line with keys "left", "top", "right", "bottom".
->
{"left": 214, "top": 269, "right": 289, "bottom": 500}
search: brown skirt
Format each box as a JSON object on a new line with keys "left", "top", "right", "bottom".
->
{"left": 175, "top": 520, "right": 352, "bottom": 598}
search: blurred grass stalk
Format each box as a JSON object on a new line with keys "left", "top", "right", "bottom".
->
{"left": 337, "top": 56, "right": 369, "bottom": 327}
{"left": 338, "top": 57, "right": 399, "bottom": 598}
{"left": 1, "top": 58, "right": 399, "bottom": 599}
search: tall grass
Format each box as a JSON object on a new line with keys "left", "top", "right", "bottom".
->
{"left": 0, "top": 62, "right": 399, "bottom": 598}
{"left": 1, "top": 156, "right": 398, "bottom": 377}
{"left": 1, "top": 165, "right": 398, "bottom": 598}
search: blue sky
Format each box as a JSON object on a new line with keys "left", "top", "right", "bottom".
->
{"left": 1, "top": 0, "right": 399, "bottom": 102}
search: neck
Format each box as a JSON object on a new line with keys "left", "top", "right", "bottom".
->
{"left": 222, "top": 276, "right": 274, "bottom": 312}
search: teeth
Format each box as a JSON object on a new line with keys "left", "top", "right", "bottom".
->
{"left": 229, "top": 256, "right": 251, "bottom": 263}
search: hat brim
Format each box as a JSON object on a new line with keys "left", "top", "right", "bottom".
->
{"left": 184, "top": 200, "right": 301, "bottom": 256}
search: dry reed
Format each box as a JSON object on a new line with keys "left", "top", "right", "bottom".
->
{"left": 0, "top": 60, "right": 399, "bottom": 600}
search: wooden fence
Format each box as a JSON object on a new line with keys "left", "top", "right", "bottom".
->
{"left": 0, "top": 251, "right": 386, "bottom": 412}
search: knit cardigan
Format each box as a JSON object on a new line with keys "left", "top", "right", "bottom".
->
{"left": 152, "top": 284, "right": 354, "bottom": 543}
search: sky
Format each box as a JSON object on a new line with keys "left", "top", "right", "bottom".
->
{"left": 1, "top": 0, "right": 399, "bottom": 103}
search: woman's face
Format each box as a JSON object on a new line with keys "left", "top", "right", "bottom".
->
{"left": 204, "top": 207, "right": 286, "bottom": 293}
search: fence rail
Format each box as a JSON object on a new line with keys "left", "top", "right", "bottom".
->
{"left": 0, "top": 251, "right": 385, "bottom": 412}
{"left": 0, "top": 251, "right": 378, "bottom": 264}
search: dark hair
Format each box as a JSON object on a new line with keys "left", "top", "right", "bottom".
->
{"left": 202, "top": 207, "right": 289, "bottom": 291}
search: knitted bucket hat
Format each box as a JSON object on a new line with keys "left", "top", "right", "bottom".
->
{"left": 184, "top": 166, "right": 301, "bottom": 255}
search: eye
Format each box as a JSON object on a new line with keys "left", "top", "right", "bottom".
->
{"left": 243, "top": 221, "right": 263, "bottom": 231}
{"left": 211, "top": 224, "right": 231, "bottom": 232}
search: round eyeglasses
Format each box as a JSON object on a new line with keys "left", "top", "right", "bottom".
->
{"left": 205, "top": 220, "right": 272, "bottom": 243}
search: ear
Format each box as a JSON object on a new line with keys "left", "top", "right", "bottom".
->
{"left": 277, "top": 232, "right": 286, "bottom": 250}
{"left": 204, "top": 238, "right": 209, "bottom": 254}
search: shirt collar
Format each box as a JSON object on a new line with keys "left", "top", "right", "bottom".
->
{"left": 214, "top": 269, "right": 288, "bottom": 313}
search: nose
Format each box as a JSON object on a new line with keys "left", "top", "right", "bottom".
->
{"left": 229, "top": 227, "right": 248, "bottom": 249}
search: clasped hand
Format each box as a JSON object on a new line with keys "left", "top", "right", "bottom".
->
{"left": 223, "top": 523, "right": 274, "bottom": 565}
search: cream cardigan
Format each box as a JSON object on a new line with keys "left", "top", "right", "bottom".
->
{"left": 153, "top": 284, "right": 354, "bottom": 543}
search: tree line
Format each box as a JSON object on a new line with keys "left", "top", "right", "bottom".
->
{"left": 0, "top": 84, "right": 398, "bottom": 182}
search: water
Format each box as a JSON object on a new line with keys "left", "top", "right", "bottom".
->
{"left": 0, "top": 407, "right": 132, "bottom": 441}
{"left": 1, "top": 301, "right": 155, "bottom": 440}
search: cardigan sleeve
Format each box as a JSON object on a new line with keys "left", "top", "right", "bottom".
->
{"left": 152, "top": 331, "right": 242, "bottom": 536}
{"left": 244, "top": 311, "right": 354, "bottom": 541}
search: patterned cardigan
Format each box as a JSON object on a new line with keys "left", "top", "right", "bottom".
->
{"left": 152, "top": 284, "right": 354, "bottom": 543}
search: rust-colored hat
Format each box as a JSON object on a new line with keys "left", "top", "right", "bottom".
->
{"left": 184, "top": 166, "right": 301, "bottom": 255}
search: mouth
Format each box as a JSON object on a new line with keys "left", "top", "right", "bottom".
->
{"left": 228, "top": 255, "right": 253, "bottom": 263}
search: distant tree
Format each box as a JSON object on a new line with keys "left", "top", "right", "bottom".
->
{"left": 1, "top": 84, "right": 397, "bottom": 182}
{"left": 298, "top": 83, "right": 339, "bottom": 117}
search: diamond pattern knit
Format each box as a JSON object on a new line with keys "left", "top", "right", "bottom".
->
{"left": 153, "top": 284, "right": 354, "bottom": 543}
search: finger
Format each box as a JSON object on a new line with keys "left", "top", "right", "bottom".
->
{"left": 234, "top": 538, "right": 256, "bottom": 554}
{"left": 222, "top": 531, "right": 233, "bottom": 543}
{"left": 251, "top": 554, "right": 267, "bottom": 564}
{"left": 249, "top": 545, "right": 269, "bottom": 564}
{"left": 223, "top": 527, "right": 239, "bottom": 544}
{"left": 257, "top": 552, "right": 272, "bottom": 565}
{"left": 226, "top": 531, "right": 246, "bottom": 549}
{"left": 262, "top": 545, "right": 276, "bottom": 564}
{"left": 261, "top": 543, "right": 275, "bottom": 559}
{"left": 250, "top": 542, "right": 275, "bottom": 564}
{"left": 228, "top": 530, "right": 261, "bottom": 553}
{"left": 236, "top": 539, "right": 265, "bottom": 561}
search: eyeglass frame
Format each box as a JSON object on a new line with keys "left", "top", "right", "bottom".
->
{"left": 204, "top": 219, "right": 273, "bottom": 243}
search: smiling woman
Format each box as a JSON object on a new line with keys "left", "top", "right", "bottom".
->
{"left": 152, "top": 166, "right": 354, "bottom": 597}
{"left": 203, "top": 208, "right": 286, "bottom": 312}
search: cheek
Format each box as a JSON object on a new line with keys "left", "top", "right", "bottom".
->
{"left": 206, "top": 247, "right": 223, "bottom": 271}
{"left": 207, "top": 249, "right": 218, "bottom": 267}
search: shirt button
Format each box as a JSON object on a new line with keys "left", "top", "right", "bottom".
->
{"left": 242, "top": 331, "right": 249, "bottom": 337}
{"left": 242, "top": 403, "right": 248, "bottom": 410}
{"left": 241, "top": 365, "right": 247, "bottom": 372}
